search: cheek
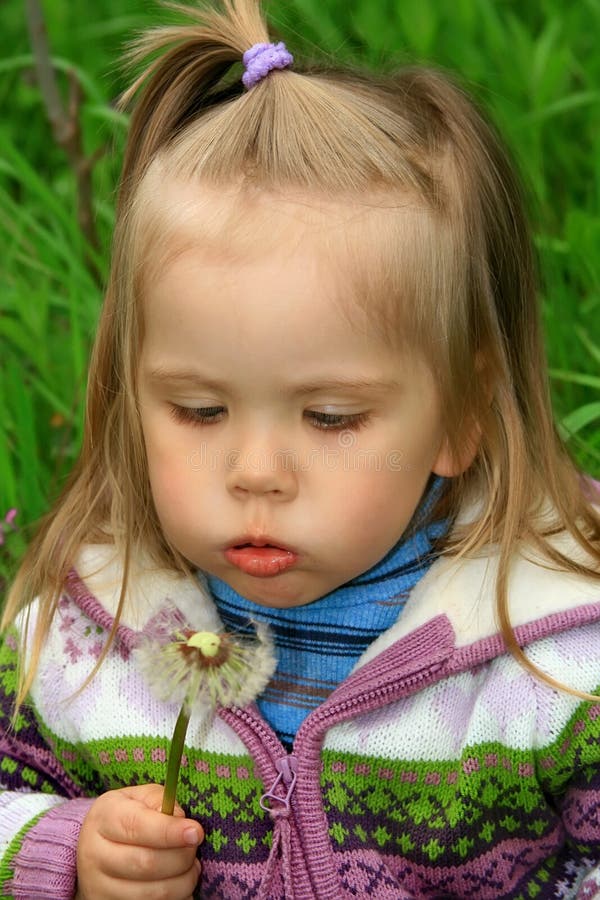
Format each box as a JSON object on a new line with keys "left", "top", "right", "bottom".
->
{"left": 322, "top": 467, "right": 416, "bottom": 530}
{"left": 143, "top": 426, "right": 201, "bottom": 519}
{"left": 148, "top": 456, "right": 186, "bottom": 507}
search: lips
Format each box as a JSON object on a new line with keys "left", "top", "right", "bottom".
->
{"left": 224, "top": 536, "right": 298, "bottom": 577}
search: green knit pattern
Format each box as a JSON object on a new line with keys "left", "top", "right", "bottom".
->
{"left": 0, "top": 633, "right": 59, "bottom": 796}
{"left": 4, "top": 616, "right": 600, "bottom": 894}
{"left": 320, "top": 696, "right": 600, "bottom": 869}
{"left": 31, "top": 723, "right": 274, "bottom": 862}
{"left": 22, "top": 689, "right": 600, "bottom": 872}
{"left": 322, "top": 744, "right": 552, "bottom": 859}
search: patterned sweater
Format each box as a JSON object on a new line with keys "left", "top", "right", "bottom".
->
{"left": 1, "top": 537, "right": 600, "bottom": 900}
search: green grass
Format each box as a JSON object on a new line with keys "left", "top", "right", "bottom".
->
{"left": 1, "top": 0, "right": 599, "bottom": 591}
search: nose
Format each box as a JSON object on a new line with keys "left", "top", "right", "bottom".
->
{"left": 224, "top": 439, "right": 299, "bottom": 501}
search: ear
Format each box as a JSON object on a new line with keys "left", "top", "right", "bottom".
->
{"left": 433, "top": 352, "right": 489, "bottom": 477}
{"left": 432, "top": 421, "right": 481, "bottom": 478}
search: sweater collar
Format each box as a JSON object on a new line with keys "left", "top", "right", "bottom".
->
{"left": 69, "top": 493, "right": 600, "bottom": 657}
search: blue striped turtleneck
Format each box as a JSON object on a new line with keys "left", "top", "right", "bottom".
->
{"left": 204, "top": 476, "right": 449, "bottom": 748}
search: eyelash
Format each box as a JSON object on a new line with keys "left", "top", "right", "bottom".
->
{"left": 168, "top": 405, "right": 370, "bottom": 432}
{"left": 307, "top": 411, "right": 370, "bottom": 431}
{"left": 169, "top": 405, "right": 225, "bottom": 426}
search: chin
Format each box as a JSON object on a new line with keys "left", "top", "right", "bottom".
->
{"left": 254, "top": 594, "right": 315, "bottom": 609}
{"left": 229, "top": 575, "right": 317, "bottom": 609}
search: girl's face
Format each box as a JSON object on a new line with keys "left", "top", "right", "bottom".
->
{"left": 137, "top": 183, "right": 453, "bottom": 608}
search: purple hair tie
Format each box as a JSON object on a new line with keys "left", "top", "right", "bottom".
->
{"left": 242, "top": 41, "right": 293, "bottom": 89}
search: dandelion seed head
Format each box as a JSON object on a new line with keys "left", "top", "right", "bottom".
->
{"left": 135, "top": 620, "right": 276, "bottom": 715}
{"left": 186, "top": 631, "right": 222, "bottom": 657}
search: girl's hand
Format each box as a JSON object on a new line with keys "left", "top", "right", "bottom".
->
{"left": 76, "top": 784, "right": 204, "bottom": 900}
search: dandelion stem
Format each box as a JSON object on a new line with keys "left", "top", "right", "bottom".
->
{"left": 161, "top": 704, "right": 190, "bottom": 815}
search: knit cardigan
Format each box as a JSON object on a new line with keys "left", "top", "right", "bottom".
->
{"left": 1, "top": 536, "right": 600, "bottom": 900}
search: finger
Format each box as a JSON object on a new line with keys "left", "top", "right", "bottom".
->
{"left": 99, "top": 844, "right": 199, "bottom": 882}
{"left": 101, "top": 794, "right": 203, "bottom": 849}
{"left": 149, "top": 862, "right": 201, "bottom": 900}
{"left": 119, "top": 784, "right": 186, "bottom": 819}
{"left": 118, "top": 783, "right": 169, "bottom": 811}
{"left": 88, "top": 860, "right": 200, "bottom": 900}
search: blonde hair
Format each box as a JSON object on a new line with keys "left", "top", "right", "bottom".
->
{"left": 4, "top": 0, "right": 600, "bottom": 709}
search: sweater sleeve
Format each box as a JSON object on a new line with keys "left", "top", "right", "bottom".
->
{"left": 561, "top": 764, "right": 600, "bottom": 899}
{"left": 0, "top": 628, "right": 93, "bottom": 900}
{"left": 530, "top": 622, "right": 600, "bottom": 896}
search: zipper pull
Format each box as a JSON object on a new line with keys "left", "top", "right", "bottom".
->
{"left": 259, "top": 755, "right": 298, "bottom": 815}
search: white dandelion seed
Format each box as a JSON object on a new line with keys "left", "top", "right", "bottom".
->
{"left": 135, "top": 621, "right": 276, "bottom": 814}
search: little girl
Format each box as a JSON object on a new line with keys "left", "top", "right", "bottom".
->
{"left": 2, "top": 1, "right": 600, "bottom": 898}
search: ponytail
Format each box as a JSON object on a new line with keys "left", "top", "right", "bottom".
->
{"left": 118, "top": 0, "right": 269, "bottom": 203}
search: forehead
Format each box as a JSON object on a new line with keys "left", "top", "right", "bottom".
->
{"left": 137, "top": 169, "right": 395, "bottom": 263}
{"left": 138, "top": 189, "right": 439, "bottom": 402}
{"left": 133, "top": 167, "right": 440, "bottom": 351}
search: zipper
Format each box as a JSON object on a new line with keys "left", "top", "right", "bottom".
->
{"left": 221, "top": 705, "right": 286, "bottom": 761}
{"left": 219, "top": 706, "right": 302, "bottom": 897}
{"left": 298, "top": 662, "right": 441, "bottom": 737}
{"left": 218, "top": 705, "right": 292, "bottom": 798}
{"left": 289, "top": 663, "right": 447, "bottom": 900}
{"left": 259, "top": 755, "right": 298, "bottom": 814}
{"left": 222, "top": 662, "right": 444, "bottom": 809}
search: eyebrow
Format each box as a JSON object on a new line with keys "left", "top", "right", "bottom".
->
{"left": 146, "top": 367, "right": 401, "bottom": 396}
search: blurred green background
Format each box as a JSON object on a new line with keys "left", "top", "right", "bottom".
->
{"left": 1, "top": 0, "right": 599, "bottom": 593}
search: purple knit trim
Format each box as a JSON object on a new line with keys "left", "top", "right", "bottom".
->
{"left": 219, "top": 707, "right": 320, "bottom": 898}
{"left": 242, "top": 41, "right": 293, "bottom": 89}
{"left": 324, "top": 614, "right": 454, "bottom": 709}
{"left": 65, "top": 568, "right": 139, "bottom": 658}
{"left": 449, "top": 600, "right": 600, "bottom": 675}
{"left": 9, "top": 798, "right": 94, "bottom": 900}
{"left": 219, "top": 705, "right": 283, "bottom": 783}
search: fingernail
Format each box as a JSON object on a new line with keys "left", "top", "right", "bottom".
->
{"left": 184, "top": 827, "right": 200, "bottom": 846}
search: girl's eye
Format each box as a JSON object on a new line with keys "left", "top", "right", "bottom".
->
{"left": 305, "top": 411, "right": 370, "bottom": 431}
{"left": 169, "top": 405, "right": 370, "bottom": 431}
{"left": 169, "top": 405, "right": 225, "bottom": 425}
